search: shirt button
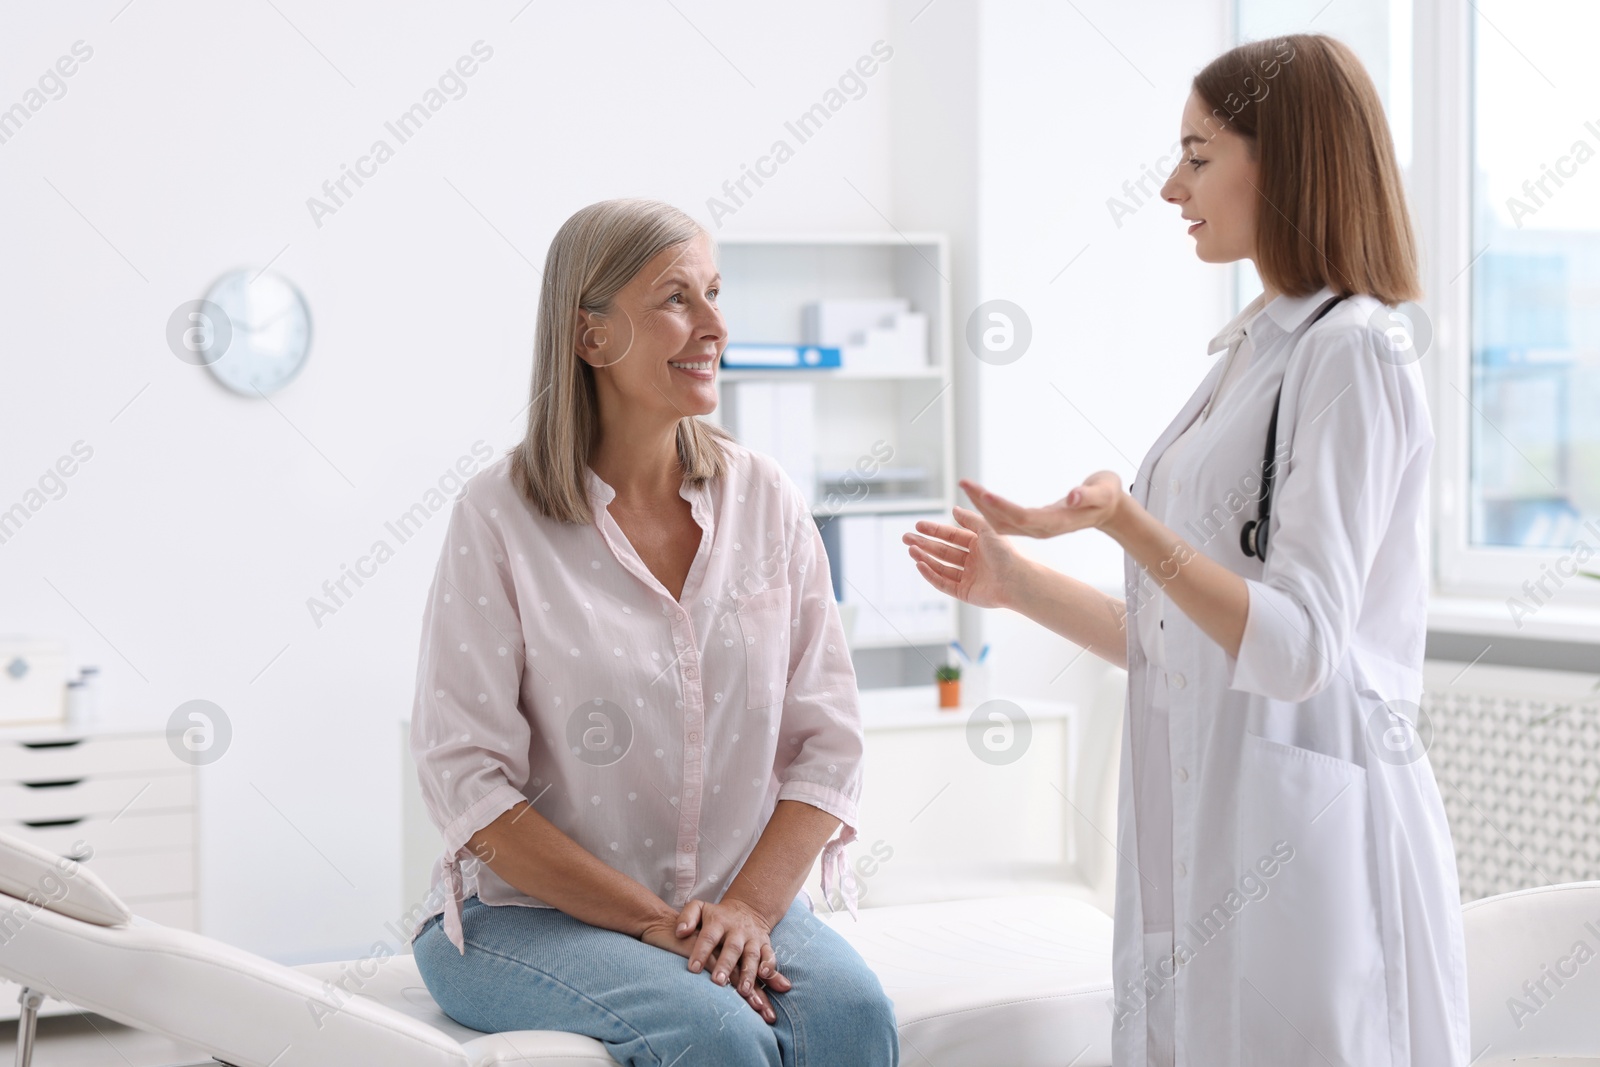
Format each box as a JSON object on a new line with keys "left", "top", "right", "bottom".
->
{"left": 1169, "top": 479, "right": 1181, "bottom": 495}
{"left": 1176, "top": 861, "right": 1188, "bottom": 878}
{"left": 681, "top": 843, "right": 693, "bottom": 853}
{"left": 1175, "top": 766, "right": 1189, "bottom": 783}
{"left": 1170, "top": 673, "right": 1186, "bottom": 689}
{"left": 688, "top": 732, "right": 698, "bottom": 742}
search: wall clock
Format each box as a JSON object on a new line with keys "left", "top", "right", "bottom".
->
{"left": 203, "top": 269, "right": 312, "bottom": 396}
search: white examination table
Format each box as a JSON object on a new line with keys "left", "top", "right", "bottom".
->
{"left": 0, "top": 827, "right": 1116, "bottom": 1066}
{"left": 6, "top": 824, "right": 1600, "bottom": 1066}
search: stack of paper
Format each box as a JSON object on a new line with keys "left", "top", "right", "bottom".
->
{"left": 802, "top": 299, "right": 929, "bottom": 373}
{"left": 819, "top": 511, "right": 952, "bottom": 645}
{"left": 724, "top": 380, "right": 817, "bottom": 506}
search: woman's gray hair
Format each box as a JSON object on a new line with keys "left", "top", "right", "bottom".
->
{"left": 508, "top": 198, "right": 732, "bottom": 525}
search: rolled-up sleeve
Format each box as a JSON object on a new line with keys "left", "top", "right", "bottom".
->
{"left": 409, "top": 494, "right": 530, "bottom": 952}
{"left": 1229, "top": 326, "right": 1430, "bottom": 702}
{"left": 771, "top": 482, "right": 865, "bottom": 914}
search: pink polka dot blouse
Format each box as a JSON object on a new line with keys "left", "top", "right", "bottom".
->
{"left": 408, "top": 444, "right": 864, "bottom": 954}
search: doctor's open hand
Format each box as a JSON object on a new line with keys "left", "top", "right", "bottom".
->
{"left": 902, "top": 504, "right": 1026, "bottom": 609}
{"left": 958, "top": 472, "right": 1127, "bottom": 539}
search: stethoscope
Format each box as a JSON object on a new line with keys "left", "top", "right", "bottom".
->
{"left": 1237, "top": 294, "right": 1346, "bottom": 560}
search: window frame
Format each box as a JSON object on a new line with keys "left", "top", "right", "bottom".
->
{"left": 1416, "top": 0, "right": 1600, "bottom": 608}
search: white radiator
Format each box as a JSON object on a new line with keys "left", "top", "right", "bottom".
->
{"left": 1424, "top": 660, "right": 1600, "bottom": 902}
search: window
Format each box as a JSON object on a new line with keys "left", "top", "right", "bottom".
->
{"left": 1468, "top": 1, "right": 1600, "bottom": 551}
{"left": 1235, "top": 0, "right": 1600, "bottom": 609}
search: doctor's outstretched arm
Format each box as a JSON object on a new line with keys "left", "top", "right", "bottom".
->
{"left": 906, "top": 474, "right": 1253, "bottom": 666}
{"left": 903, "top": 502, "right": 1131, "bottom": 670}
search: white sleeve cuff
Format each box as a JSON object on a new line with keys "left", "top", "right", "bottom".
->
{"left": 1228, "top": 578, "right": 1328, "bottom": 702}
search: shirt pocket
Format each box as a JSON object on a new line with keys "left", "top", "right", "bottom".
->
{"left": 1235, "top": 734, "right": 1389, "bottom": 1066}
{"left": 735, "top": 585, "right": 791, "bottom": 710}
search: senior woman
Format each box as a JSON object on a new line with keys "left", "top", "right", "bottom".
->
{"left": 406, "top": 198, "right": 898, "bottom": 1067}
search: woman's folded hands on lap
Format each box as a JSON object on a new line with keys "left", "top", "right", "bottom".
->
{"left": 637, "top": 895, "right": 789, "bottom": 1024}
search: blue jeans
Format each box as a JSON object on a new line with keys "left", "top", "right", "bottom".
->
{"left": 412, "top": 894, "right": 899, "bottom": 1067}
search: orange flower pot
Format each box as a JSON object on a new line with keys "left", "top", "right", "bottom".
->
{"left": 937, "top": 678, "right": 961, "bottom": 709}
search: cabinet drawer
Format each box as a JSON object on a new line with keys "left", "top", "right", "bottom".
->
{"left": 126, "top": 895, "right": 197, "bottom": 930}
{"left": 2, "top": 810, "right": 195, "bottom": 859}
{"left": 81, "top": 849, "right": 194, "bottom": 899}
{"left": 0, "top": 734, "right": 174, "bottom": 781}
{"left": 0, "top": 772, "right": 193, "bottom": 822}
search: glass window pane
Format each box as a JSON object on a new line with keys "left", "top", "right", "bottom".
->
{"left": 1471, "top": 2, "right": 1600, "bottom": 547}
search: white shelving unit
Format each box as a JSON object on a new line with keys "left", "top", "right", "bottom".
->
{"left": 712, "top": 232, "right": 958, "bottom": 687}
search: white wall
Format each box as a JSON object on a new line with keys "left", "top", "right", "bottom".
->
{"left": 1, "top": 0, "right": 1230, "bottom": 961}
{"left": 970, "top": 0, "right": 1233, "bottom": 722}
{"left": 882, "top": 0, "right": 1234, "bottom": 726}
{"left": 1, "top": 0, "right": 901, "bottom": 963}
{"left": 885, "top": 0, "right": 985, "bottom": 669}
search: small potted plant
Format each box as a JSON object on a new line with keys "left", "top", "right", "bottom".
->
{"left": 936, "top": 663, "right": 962, "bottom": 709}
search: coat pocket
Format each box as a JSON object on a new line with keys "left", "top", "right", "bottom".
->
{"left": 735, "top": 586, "right": 790, "bottom": 710}
{"left": 1236, "top": 734, "right": 1390, "bottom": 1067}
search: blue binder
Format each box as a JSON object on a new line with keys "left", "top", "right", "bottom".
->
{"left": 720, "top": 343, "right": 842, "bottom": 369}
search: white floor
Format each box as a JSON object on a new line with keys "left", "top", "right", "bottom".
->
{"left": 2, "top": 1012, "right": 213, "bottom": 1066}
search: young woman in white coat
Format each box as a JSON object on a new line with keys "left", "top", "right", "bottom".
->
{"left": 904, "top": 34, "right": 1468, "bottom": 1066}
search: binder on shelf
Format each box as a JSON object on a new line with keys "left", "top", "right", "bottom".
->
{"left": 816, "top": 465, "right": 935, "bottom": 505}
{"left": 725, "top": 380, "right": 817, "bottom": 506}
{"left": 720, "top": 343, "right": 842, "bottom": 369}
{"left": 818, "top": 511, "right": 952, "bottom": 645}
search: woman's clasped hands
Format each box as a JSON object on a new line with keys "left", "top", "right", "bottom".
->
{"left": 639, "top": 895, "right": 791, "bottom": 1024}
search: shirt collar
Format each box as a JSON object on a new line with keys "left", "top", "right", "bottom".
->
{"left": 1261, "top": 284, "right": 1339, "bottom": 335}
{"left": 1206, "top": 292, "right": 1269, "bottom": 355}
{"left": 584, "top": 464, "right": 710, "bottom": 515}
{"left": 1206, "top": 284, "right": 1339, "bottom": 355}
{"left": 584, "top": 466, "right": 617, "bottom": 507}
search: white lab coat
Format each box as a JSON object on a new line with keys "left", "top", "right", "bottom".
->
{"left": 1111, "top": 287, "right": 1470, "bottom": 1066}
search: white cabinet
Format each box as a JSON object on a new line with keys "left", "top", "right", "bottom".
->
{"left": 0, "top": 727, "right": 198, "bottom": 1019}
{"left": 802, "top": 686, "right": 1092, "bottom": 912}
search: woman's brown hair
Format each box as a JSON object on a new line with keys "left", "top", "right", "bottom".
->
{"left": 1193, "top": 34, "right": 1420, "bottom": 305}
{"left": 508, "top": 198, "right": 732, "bottom": 525}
